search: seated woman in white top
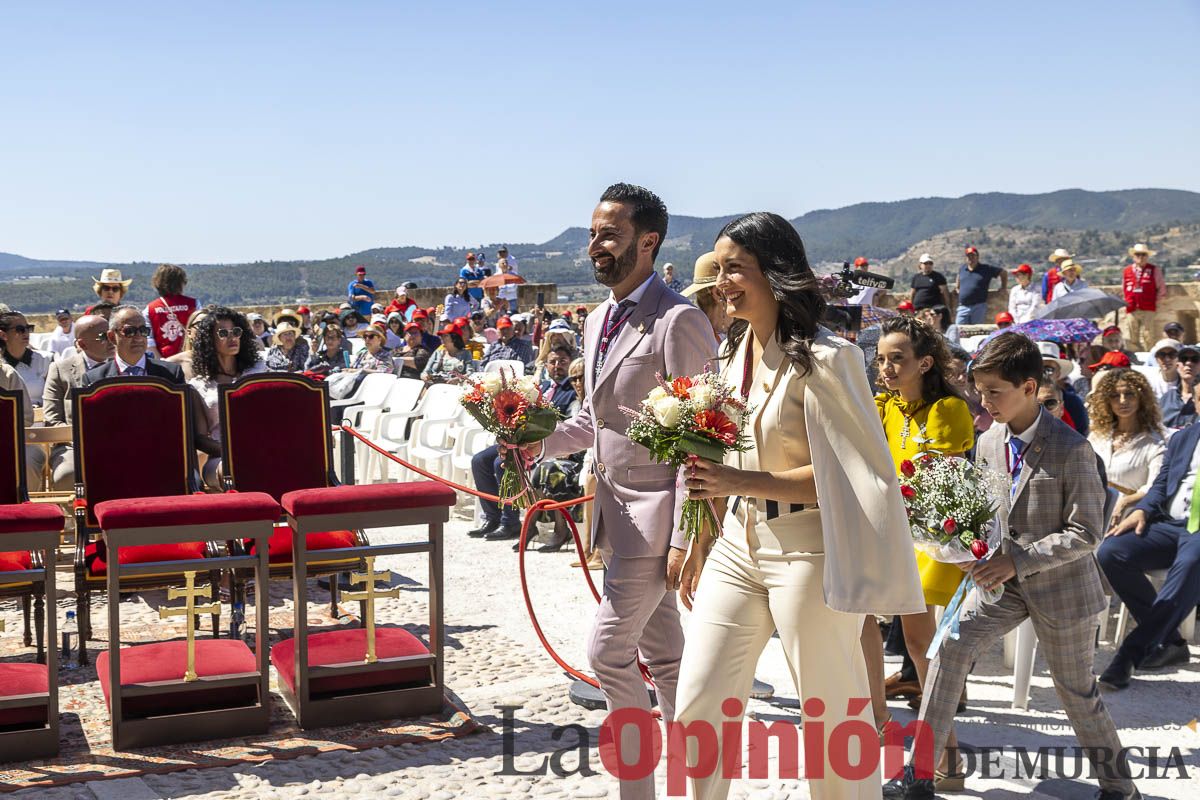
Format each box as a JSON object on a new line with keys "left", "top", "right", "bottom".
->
{"left": 1085, "top": 368, "right": 1167, "bottom": 523}
{"left": 186, "top": 306, "right": 266, "bottom": 488}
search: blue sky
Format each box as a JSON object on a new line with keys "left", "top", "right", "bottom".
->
{"left": 1, "top": 1, "right": 1197, "bottom": 263}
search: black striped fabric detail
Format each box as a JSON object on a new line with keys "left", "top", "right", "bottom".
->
{"left": 731, "top": 496, "right": 807, "bottom": 519}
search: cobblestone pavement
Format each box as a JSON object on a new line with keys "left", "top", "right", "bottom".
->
{"left": 5, "top": 501, "right": 1198, "bottom": 799}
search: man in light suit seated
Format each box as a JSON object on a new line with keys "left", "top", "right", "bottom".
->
{"left": 41, "top": 314, "right": 113, "bottom": 490}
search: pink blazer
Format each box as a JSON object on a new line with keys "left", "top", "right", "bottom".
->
{"left": 542, "top": 274, "right": 717, "bottom": 558}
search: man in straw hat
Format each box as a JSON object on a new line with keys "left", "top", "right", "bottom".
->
{"left": 681, "top": 251, "right": 726, "bottom": 343}
{"left": 1043, "top": 247, "right": 1073, "bottom": 303}
{"left": 92, "top": 267, "right": 133, "bottom": 305}
{"left": 1121, "top": 243, "right": 1166, "bottom": 351}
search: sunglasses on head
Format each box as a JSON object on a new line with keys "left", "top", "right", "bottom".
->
{"left": 118, "top": 325, "right": 151, "bottom": 337}
{"left": 4, "top": 324, "right": 33, "bottom": 335}
{"left": 215, "top": 327, "right": 243, "bottom": 340}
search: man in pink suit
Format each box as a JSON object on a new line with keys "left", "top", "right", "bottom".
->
{"left": 533, "top": 183, "right": 716, "bottom": 799}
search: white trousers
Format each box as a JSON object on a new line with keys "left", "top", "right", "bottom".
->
{"left": 674, "top": 510, "right": 878, "bottom": 800}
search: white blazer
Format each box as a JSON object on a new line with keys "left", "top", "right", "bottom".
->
{"left": 722, "top": 327, "right": 926, "bottom": 615}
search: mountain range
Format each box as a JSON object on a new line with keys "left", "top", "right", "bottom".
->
{"left": 3, "top": 188, "right": 1200, "bottom": 313}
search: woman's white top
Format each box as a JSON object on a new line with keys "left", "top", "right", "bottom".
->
{"left": 1088, "top": 429, "right": 1166, "bottom": 495}
{"left": 1008, "top": 283, "right": 1045, "bottom": 323}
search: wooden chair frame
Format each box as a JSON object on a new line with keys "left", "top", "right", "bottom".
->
{"left": 218, "top": 374, "right": 369, "bottom": 632}
{"left": 0, "top": 523, "right": 58, "bottom": 761}
{"left": 103, "top": 515, "right": 271, "bottom": 750}
{"left": 0, "top": 387, "right": 48, "bottom": 663}
{"left": 280, "top": 501, "right": 445, "bottom": 729}
{"left": 71, "top": 377, "right": 222, "bottom": 665}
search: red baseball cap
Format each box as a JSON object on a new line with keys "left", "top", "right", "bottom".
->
{"left": 355, "top": 265, "right": 366, "bottom": 274}
{"left": 1010, "top": 264, "right": 1033, "bottom": 275}
{"left": 897, "top": 300, "right": 915, "bottom": 311}
{"left": 563, "top": 310, "right": 573, "bottom": 319}
{"left": 454, "top": 316, "right": 469, "bottom": 328}
{"left": 1101, "top": 325, "right": 1122, "bottom": 337}
{"left": 853, "top": 257, "right": 869, "bottom": 268}
{"left": 575, "top": 305, "right": 587, "bottom": 313}
{"left": 296, "top": 305, "right": 311, "bottom": 314}
{"left": 496, "top": 316, "right": 514, "bottom": 329}
{"left": 437, "top": 324, "right": 461, "bottom": 336}
{"left": 995, "top": 311, "right": 1014, "bottom": 325}
{"left": 412, "top": 309, "right": 429, "bottom": 320}
{"left": 403, "top": 321, "right": 421, "bottom": 333}
{"left": 466, "top": 252, "right": 476, "bottom": 261}
{"left": 1090, "top": 351, "right": 1132, "bottom": 370}
{"left": 965, "top": 246, "right": 978, "bottom": 255}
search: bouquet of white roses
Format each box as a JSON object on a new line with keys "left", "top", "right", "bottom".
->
{"left": 460, "top": 367, "right": 561, "bottom": 509}
{"left": 621, "top": 370, "right": 753, "bottom": 541}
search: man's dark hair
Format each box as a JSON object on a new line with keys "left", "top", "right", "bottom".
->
{"left": 151, "top": 263, "right": 188, "bottom": 296}
{"left": 599, "top": 183, "right": 669, "bottom": 260}
{"left": 972, "top": 332, "right": 1043, "bottom": 386}
{"left": 948, "top": 344, "right": 972, "bottom": 363}
{"left": 549, "top": 344, "right": 575, "bottom": 361}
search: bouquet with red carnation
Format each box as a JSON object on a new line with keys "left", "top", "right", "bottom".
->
{"left": 897, "top": 453, "right": 1009, "bottom": 655}
{"left": 621, "top": 370, "right": 753, "bottom": 541}
{"left": 459, "top": 367, "right": 561, "bottom": 509}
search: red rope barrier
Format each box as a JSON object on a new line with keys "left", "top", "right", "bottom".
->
{"left": 339, "top": 424, "right": 656, "bottom": 690}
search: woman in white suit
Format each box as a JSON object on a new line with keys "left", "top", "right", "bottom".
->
{"left": 674, "top": 213, "right": 926, "bottom": 800}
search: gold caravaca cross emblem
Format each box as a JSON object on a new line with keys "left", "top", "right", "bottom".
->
{"left": 159, "top": 570, "right": 220, "bottom": 682}
{"left": 343, "top": 556, "right": 399, "bottom": 663}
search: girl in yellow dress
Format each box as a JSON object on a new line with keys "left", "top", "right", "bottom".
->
{"left": 867, "top": 315, "right": 973, "bottom": 785}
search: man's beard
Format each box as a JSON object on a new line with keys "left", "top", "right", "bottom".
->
{"left": 592, "top": 240, "right": 639, "bottom": 287}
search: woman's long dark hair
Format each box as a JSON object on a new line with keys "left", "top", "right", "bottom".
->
{"left": 191, "top": 306, "right": 260, "bottom": 381}
{"left": 717, "top": 212, "right": 825, "bottom": 377}
{"left": 878, "top": 316, "right": 962, "bottom": 404}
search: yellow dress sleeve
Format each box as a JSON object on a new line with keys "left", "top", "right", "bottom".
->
{"left": 875, "top": 392, "right": 891, "bottom": 423}
{"left": 923, "top": 396, "right": 975, "bottom": 455}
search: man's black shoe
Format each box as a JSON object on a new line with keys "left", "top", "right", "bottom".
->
{"left": 882, "top": 765, "right": 934, "bottom": 799}
{"left": 1096, "top": 787, "right": 1141, "bottom": 800}
{"left": 485, "top": 524, "right": 521, "bottom": 541}
{"left": 1138, "top": 640, "right": 1189, "bottom": 671}
{"left": 1098, "top": 655, "right": 1134, "bottom": 690}
{"left": 469, "top": 521, "right": 500, "bottom": 538}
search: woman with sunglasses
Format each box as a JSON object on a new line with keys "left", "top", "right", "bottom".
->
{"left": 188, "top": 307, "right": 266, "bottom": 488}
{"left": 351, "top": 324, "right": 394, "bottom": 373}
{"left": 1087, "top": 368, "right": 1167, "bottom": 524}
{"left": 443, "top": 277, "right": 476, "bottom": 322}
{"left": 0, "top": 312, "right": 50, "bottom": 405}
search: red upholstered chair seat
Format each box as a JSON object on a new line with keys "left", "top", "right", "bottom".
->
{"left": 94, "top": 491, "right": 279, "bottom": 530}
{"left": 84, "top": 541, "right": 208, "bottom": 578}
{"left": 272, "top": 627, "right": 432, "bottom": 696}
{"left": 281, "top": 483, "right": 457, "bottom": 519}
{"left": 0, "top": 503, "right": 64, "bottom": 535}
{"left": 96, "top": 640, "right": 259, "bottom": 718}
{"left": 0, "top": 550, "right": 32, "bottom": 572}
{"left": 0, "top": 663, "right": 48, "bottom": 728}
{"left": 248, "top": 527, "right": 358, "bottom": 566}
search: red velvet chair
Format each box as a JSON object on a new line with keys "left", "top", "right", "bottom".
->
{"left": 0, "top": 387, "right": 51, "bottom": 664}
{"left": 217, "top": 374, "right": 367, "bottom": 630}
{"left": 0, "top": 500, "right": 63, "bottom": 759}
{"left": 275, "top": 480, "right": 456, "bottom": 729}
{"left": 93, "top": 490, "right": 278, "bottom": 750}
{"left": 71, "top": 376, "right": 222, "bottom": 665}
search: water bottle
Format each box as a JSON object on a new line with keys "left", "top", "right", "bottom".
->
{"left": 61, "top": 610, "right": 78, "bottom": 669}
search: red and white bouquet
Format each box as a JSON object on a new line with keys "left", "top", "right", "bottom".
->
{"left": 460, "top": 367, "right": 560, "bottom": 509}
{"left": 621, "top": 370, "right": 753, "bottom": 541}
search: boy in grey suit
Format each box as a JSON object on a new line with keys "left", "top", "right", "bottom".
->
{"left": 886, "top": 333, "right": 1137, "bottom": 800}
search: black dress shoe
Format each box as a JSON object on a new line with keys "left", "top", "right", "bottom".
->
{"left": 1098, "top": 655, "right": 1134, "bottom": 690}
{"left": 485, "top": 524, "right": 521, "bottom": 541}
{"left": 1139, "top": 640, "right": 1189, "bottom": 671}
{"left": 882, "top": 766, "right": 934, "bottom": 799}
{"left": 469, "top": 521, "right": 500, "bottom": 538}
{"left": 1096, "top": 787, "right": 1141, "bottom": 800}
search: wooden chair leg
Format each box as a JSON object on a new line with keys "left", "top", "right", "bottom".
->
{"left": 330, "top": 573, "right": 340, "bottom": 619}
{"left": 21, "top": 593, "right": 32, "bottom": 647}
{"left": 34, "top": 588, "right": 45, "bottom": 664}
{"left": 210, "top": 570, "right": 222, "bottom": 638}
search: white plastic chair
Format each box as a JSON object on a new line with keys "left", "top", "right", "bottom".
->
{"left": 371, "top": 383, "right": 461, "bottom": 482}
{"left": 448, "top": 419, "right": 494, "bottom": 487}
{"left": 407, "top": 404, "right": 470, "bottom": 481}
{"left": 355, "top": 377, "right": 423, "bottom": 478}
{"left": 483, "top": 360, "right": 526, "bottom": 379}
